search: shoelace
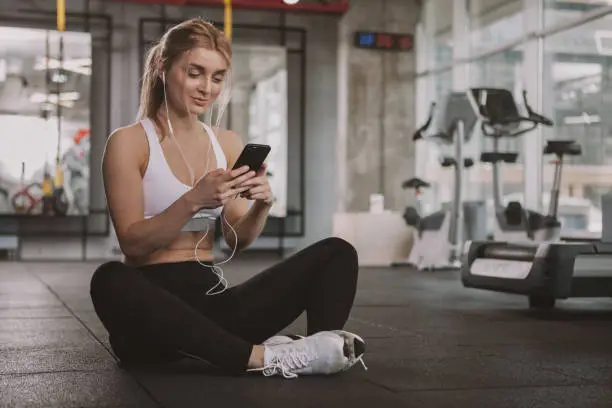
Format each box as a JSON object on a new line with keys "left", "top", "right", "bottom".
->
{"left": 354, "top": 354, "right": 368, "bottom": 371}
{"left": 337, "top": 331, "right": 368, "bottom": 372}
{"left": 247, "top": 348, "right": 314, "bottom": 379}
{"left": 349, "top": 341, "right": 368, "bottom": 371}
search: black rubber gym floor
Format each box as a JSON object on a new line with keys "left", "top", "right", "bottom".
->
{"left": 2, "top": 254, "right": 612, "bottom": 408}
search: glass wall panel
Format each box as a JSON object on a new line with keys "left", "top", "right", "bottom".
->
{"left": 544, "top": 0, "right": 612, "bottom": 28}
{"left": 417, "top": 0, "right": 454, "bottom": 214}
{"left": 0, "top": 27, "right": 91, "bottom": 217}
{"left": 229, "top": 45, "right": 288, "bottom": 218}
{"left": 542, "top": 13, "right": 612, "bottom": 234}
{"left": 468, "top": 0, "right": 523, "bottom": 54}
{"left": 431, "top": 0, "right": 453, "bottom": 69}
{"left": 433, "top": 33, "right": 453, "bottom": 71}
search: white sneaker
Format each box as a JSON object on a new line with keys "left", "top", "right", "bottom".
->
{"left": 331, "top": 330, "right": 368, "bottom": 372}
{"left": 261, "top": 331, "right": 368, "bottom": 373}
{"left": 248, "top": 331, "right": 355, "bottom": 379}
{"left": 262, "top": 334, "right": 304, "bottom": 347}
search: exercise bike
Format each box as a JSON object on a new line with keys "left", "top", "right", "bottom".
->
{"left": 400, "top": 177, "right": 430, "bottom": 230}
{"left": 397, "top": 103, "right": 434, "bottom": 237}
{"left": 466, "top": 87, "right": 573, "bottom": 242}
{"left": 393, "top": 92, "right": 487, "bottom": 270}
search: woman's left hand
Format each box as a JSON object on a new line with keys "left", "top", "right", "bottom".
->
{"left": 238, "top": 163, "right": 274, "bottom": 205}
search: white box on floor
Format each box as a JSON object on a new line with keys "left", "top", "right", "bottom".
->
{"left": 332, "top": 211, "right": 414, "bottom": 267}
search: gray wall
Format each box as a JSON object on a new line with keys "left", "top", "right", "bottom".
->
{"left": 337, "top": 0, "right": 420, "bottom": 213}
{"left": 3, "top": 0, "right": 341, "bottom": 259}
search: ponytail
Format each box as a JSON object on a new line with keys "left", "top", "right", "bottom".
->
{"left": 137, "top": 43, "right": 164, "bottom": 128}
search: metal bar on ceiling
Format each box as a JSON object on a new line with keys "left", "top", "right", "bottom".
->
{"left": 104, "top": 0, "right": 349, "bottom": 14}
{"left": 417, "top": 4, "right": 612, "bottom": 77}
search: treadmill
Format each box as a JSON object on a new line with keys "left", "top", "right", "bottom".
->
{"left": 461, "top": 89, "right": 612, "bottom": 309}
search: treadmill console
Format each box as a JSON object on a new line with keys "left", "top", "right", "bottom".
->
{"left": 431, "top": 92, "right": 479, "bottom": 144}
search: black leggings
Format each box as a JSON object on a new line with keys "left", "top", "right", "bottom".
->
{"left": 90, "top": 237, "right": 359, "bottom": 373}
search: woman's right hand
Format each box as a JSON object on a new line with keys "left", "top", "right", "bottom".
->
{"left": 185, "top": 166, "right": 255, "bottom": 210}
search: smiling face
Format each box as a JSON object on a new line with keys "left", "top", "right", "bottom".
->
{"left": 137, "top": 19, "right": 233, "bottom": 125}
{"left": 164, "top": 47, "right": 229, "bottom": 117}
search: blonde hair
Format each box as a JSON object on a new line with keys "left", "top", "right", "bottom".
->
{"left": 137, "top": 18, "right": 232, "bottom": 131}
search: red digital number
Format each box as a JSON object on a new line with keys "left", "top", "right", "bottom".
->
{"left": 376, "top": 34, "right": 393, "bottom": 48}
{"left": 400, "top": 36, "right": 412, "bottom": 49}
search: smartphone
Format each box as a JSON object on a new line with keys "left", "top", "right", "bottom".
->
{"left": 232, "top": 143, "right": 271, "bottom": 172}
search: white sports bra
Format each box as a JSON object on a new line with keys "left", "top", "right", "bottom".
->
{"left": 140, "top": 118, "right": 227, "bottom": 228}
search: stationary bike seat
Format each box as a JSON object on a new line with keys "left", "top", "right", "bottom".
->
{"left": 480, "top": 152, "right": 518, "bottom": 163}
{"left": 402, "top": 178, "right": 430, "bottom": 190}
{"left": 440, "top": 157, "right": 474, "bottom": 168}
{"left": 544, "top": 140, "right": 582, "bottom": 156}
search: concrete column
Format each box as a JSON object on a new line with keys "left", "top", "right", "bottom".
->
{"left": 338, "top": 0, "right": 421, "bottom": 213}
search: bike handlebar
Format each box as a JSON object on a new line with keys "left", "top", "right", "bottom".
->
{"left": 522, "top": 90, "right": 554, "bottom": 126}
{"left": 413, "top": 102, "right": 436, "bottom": 141}
{"left": 481, "top": 91, "right": 553, "bottom": 138}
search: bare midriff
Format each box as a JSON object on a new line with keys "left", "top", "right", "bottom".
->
{"left": 124, "top": 230, "right": 215, "bottom": 267}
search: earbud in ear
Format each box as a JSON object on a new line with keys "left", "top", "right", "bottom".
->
{"left": 162, "top": 72, "right": 166, "bottom": 83}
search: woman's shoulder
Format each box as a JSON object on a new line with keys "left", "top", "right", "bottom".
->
{"left": 104, "top": 122, "right": 149, "bottom": 163}
{"left": 111, "top": 120, "right": 148, "bottom": 137}
{"left": 107, "top": 121, "right": 148, "bottom": 145}
{"left": 210, "top": 126, "right": 240, "bottom": 141}
{"left": 209, "top": 127, "right": 244, "bottom": 166}
{"left": 210, "top": 126, "right": 243, "bottom": 150}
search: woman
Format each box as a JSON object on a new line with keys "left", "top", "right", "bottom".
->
{"left": 90, "top": 18, "right": 366, "bottom": 379}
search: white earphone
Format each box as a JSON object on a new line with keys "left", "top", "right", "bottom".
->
{"left": 161, "top": 69, "right": 239, "bottom": 296}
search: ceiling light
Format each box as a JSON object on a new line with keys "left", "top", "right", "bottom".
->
{"left": 0, "top": 27, "right": 47, "bottom": 41}
{"left": 30, "top": 92, "right": 81, "bottom": 104}
{"left": 34, "top": 57, "right": 92, "bottom": 76}
{"left": 51, "top": 72, "right": 68, "bottom": 84}
{"left": 563, "top": 113, "right": 600, "bottom": 125}
{"left": 283, "top": 0, "right": 300, "bottom": 4}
